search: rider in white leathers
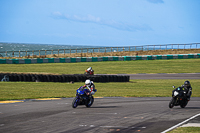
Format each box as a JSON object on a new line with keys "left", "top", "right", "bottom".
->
{"left": 82, "top": 79, "right": 96, "bottom": 96}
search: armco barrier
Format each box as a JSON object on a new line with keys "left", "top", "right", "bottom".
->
{"left": 0, "top": 73, "right": 129, "bottom": 82}
{"left": 0, "top": 54, "right": 199, "bottom": 64}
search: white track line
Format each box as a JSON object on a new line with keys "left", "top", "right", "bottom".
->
{"left": 161, "top": 113, "right": 200, "bottom": 133}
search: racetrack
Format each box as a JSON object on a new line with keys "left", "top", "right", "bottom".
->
{"left": 0, "top": 73, "right": 200, "bottom": 133}
{"left": 0, "top": 97, "right": 200, "bottom": 133}
{"left": 127, "top": 73, "right": 200, "bottom": 79}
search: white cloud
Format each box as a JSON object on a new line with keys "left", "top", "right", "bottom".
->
{"left": 52, "top": 11, "right": 63, "bottom": 17}
{"left": 51, "top": 12, "right": 152, "bottom": 32}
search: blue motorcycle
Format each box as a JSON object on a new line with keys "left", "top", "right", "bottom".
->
{"left": 72, "top": 86, "right": 94, "bottom": 108}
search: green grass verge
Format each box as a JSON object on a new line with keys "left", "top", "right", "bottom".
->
{"left": 0, "top": 59, "right": 200, "bottom": 74}
{"left": 168, "top": 127, "right": 200, "bottom": 133}
{"left": 0, "top": 79, "right": 199, "bottom": 101}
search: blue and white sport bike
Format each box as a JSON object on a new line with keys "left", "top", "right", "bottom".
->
{"left": 72, "top": 86, "right": 94, "bottom": 108}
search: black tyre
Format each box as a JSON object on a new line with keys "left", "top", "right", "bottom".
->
{"left": 12, "top": 74, "right": 16, "bottom": 81}
{"left": 46, "top": 75, "right": 50, "bottom": 82}
{"left": 64, "top": 75, "right": 69, "bottom": 82}
{"left": 18, "top": 74, "right": 23, "bottom": 81}
{"left": 31, "top": 75, "right": 36, "bottom": 82}
{"left": 23, "top": 74, "right": 27, "bottom": 82}
{"left": 169, "top": 98, "right": 175, "bottom": 108}
{"left": 57, "top": 75, "right": 62, "bottom": 82}
{"left": 54, "top": 76, "right": 58, "bottom": 82}
{"left": 9, "top": 74, "right": 14, "bottom": 81}
{"left": 180, "top": 100, "right": 188, "bottom": 108}
{"left": 26, "top": 74, "right": 31, "bottom": 82}
{"left": 85, "top": 96, "right": 94, "bottom": 108}
{"left": 49, "top": 75, "right": 54, "bottom": 82}
{"left": 72, "top": 97, "right": 79, "bottom": 108}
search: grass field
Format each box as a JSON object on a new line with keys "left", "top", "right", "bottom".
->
{"left": 0, "top": 79, "right": 199, "bottom": 101}
{"left": 168, "top": 127, "right": 200, "bottom": 133}
{"left": 0, "top": 59, "right": 200, "bottom": 101}
{"left": 0, "top": 58, "right": 200, "bottom": 74}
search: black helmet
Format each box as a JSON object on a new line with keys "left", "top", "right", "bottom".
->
{"left": 184, "top": 81, "right": 190, "bottom": 87}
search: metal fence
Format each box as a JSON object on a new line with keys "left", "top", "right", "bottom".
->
{"left": 0, "top": 43, "right": 200, "bottom": 58}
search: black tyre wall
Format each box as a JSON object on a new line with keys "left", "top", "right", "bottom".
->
{"left": 0, "top": 73, "right": 129, "bottom": 82}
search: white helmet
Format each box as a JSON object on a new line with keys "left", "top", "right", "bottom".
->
{"left": 85, "top": 79, "right": 91, "bottom": 86}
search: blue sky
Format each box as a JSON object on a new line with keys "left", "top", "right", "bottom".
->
{"left": 0, "top": 0, "right": 200, "bottom": 46}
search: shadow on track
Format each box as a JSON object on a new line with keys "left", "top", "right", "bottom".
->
{"left": 91, "top": 106, "right": 118, "bottom": 108}
{"left": 172, "top": 107, "right": 200, "bottom": 110}
{"left": 185, "top": 107, "right": 200, "bottom": 109}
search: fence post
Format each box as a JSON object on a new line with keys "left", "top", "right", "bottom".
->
{"left": 123, "top": 47, "right": 124, "bottom": 52}
{"left": 64, "top": 49, "right": 65, "bottom": 55}
{"left": 70, "top": 49, "right": 71, "bottom": 55}
{"left": 76, "top": 49, "right": 77, "bottom": 54}
{"left": 93, "top": 48, "right": 94, "bottom": 53}
{"left": 172, "top": 44, "right": 173, "bottom": 49}
{"left": 45, "top": 50, "right": 47, "bottom": 56}
{"left": 19, "top": 51, "right": 20, "bottom": 57}
{"left": 5, "top": 51, "right": 7, "bottom": 57}
{"left": 117, "top": 47, "right": 118, "bottom": 52}
{"left": 87, "top": 48, "right": 88, "bottom": 53}
{"left": 32, "top": 51, "right": 34, "bottom": 56}
{"left": 105, "top": 47, "right": 106, "bottom": 53}
{"left": 58, "top": 49, "right": 59, "bottom": 56}
{"left": 39, "top": 50, "right": 40, "bottom": 56}
{"left": 51, "top": 50, "right": 53, "bottom": 55}
{"left": 98, "top": 48, "right": 100, "bottom": 53}
{"left": 111, "top": 47, "right": 112, "bottom": 53}
{"left": 12, "top": 51, "right": 14, "bottom": 57}
{"left": 26, "top": 51, "right": 27, "bottom": 57}
{"left": 129, "top": 46, "right": 130, "bottom": 51}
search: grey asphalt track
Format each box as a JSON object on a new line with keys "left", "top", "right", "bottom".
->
{"left": 98, "top": 73, "right": 200, "bottom": 79}
{"left": 127, "top": 73, "right": 200, "bottom": 79}
{"left": 0, "top": 97, "right": 200, "bottom": 133}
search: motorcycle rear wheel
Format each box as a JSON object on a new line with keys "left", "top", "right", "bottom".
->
{"left": 169, "top": 98, "right": 175, "bottom": 108}
{"left": 72, "top": 97, "right": 79, "bottom": 108}
{"left": 84, "top": 72, "right": 89, "bottom": 75}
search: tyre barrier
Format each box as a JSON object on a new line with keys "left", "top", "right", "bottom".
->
{"left": 0, "top": 73, "right": 129, "bottom": 82}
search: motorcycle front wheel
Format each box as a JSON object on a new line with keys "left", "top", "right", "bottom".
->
{"left": 85, "top": 96, "right": 94, "bottom": 108}
{"left": 180, "top": 100, "right": 188, "bottom": 108}
{"left": 72, "top": 97, "right": 79, "bottom": 108}
{"left": 169, "top": 98, "right": 175, "bottom": 108}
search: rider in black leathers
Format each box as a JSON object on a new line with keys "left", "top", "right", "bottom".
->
{"left": 178, "top": 81, "right": 192, "bottom": 101}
